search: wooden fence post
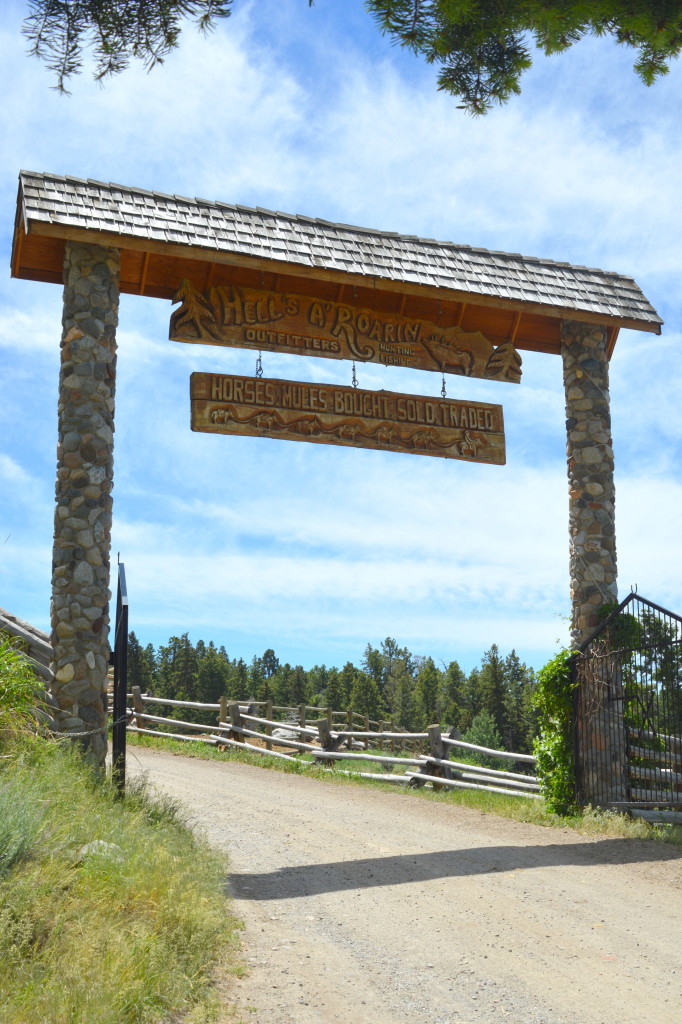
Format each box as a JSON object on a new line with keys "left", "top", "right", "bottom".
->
{"left": 265, "top": 699, "right": 273, "bottom": 751}
{"left": 326, "top": 706, "right": 333, "bottom": 731}
{"left": 427, "top": 724, "right": 452, "bottom": 789}
{"left": 364, "top": 714, "right": 370, "bottom": 750}
{"left": 347, "top": 707, "right": 353, "bottom": 728}
{"left": 317, "top": 717, "right": 346, "bottom": 767}
{"left": 299, "top": 703, "right": 306, "bottom": 731}
{"left": 131, "top": 686, "right": 144, "bottom": 729}
{"left": 228, "top": 700, "right": 242, "bottom": 740}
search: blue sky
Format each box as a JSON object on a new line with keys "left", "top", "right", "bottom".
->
{"left": 1, "top": 0, "right": 681, "bottom": 673}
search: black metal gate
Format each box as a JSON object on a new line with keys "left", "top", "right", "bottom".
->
{"left": 110, "top": 561, "right": 128, "bottom": 793}
{"left": 573, "top": 593, "right": 682, "bottom": 809}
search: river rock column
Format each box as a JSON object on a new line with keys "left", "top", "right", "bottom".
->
{"left": 561, "top": 320, "right": 618, "bottom": 646}
{"left": 562, "top": 319, "right": 626, "bottom": 806}
{"left": 49, "top": 242, "right": 120, "bottom": 766}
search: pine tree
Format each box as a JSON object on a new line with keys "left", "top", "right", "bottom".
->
{"left": 24, "top": 2, "right": 233, "bottom": 92}
{"left": 463, "top": 709, "right": 505, "bottom": 769}
{"left": 440, "top": 659, "right": 466, "bottom": 728}
{"left": 393, "top": 672, "right": 419, "bottom": 732}
{"left": 290, "top": 666, "right": 310, "bottom": 706}
{"left": 349, "top": 670, "right": 384, "bottom": 719}
{"left": 478, "top": 644, "right": 507, "bottom": 737}
{"left": 414, "top": 656, "right": 441, "bottom": 728}
{"left": 127, "top": 632, "right": 154, "bottom": 693}
{"left": 232, "top": 658, "right": 249, "bottom": 702}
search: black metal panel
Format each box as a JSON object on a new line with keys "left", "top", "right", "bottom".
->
{"left": 574, "top": 593, "right": 682, "bottom": 809}
{"left": 111, "top": 563, "right": 128, "bottom": 793}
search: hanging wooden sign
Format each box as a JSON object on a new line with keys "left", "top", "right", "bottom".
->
{"left": 190, "top": 373, "right": 506, "bottom": 464}
{"left": 172, "top": 280, "right": 521, "bottom": 383}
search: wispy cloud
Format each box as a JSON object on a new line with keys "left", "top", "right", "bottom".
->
{"left": 0, "top": 0, "right": 680, "bottom": 669}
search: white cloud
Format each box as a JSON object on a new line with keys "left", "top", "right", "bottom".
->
{"left": 0, "top": 0, "right": 680, "bottom": 670}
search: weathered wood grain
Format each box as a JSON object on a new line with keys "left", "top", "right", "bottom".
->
{"left": 172, "top": 280, "right": 522, "bottom": 382}
{"left": 190, "top": 373, "right": 506, "bottom": 464}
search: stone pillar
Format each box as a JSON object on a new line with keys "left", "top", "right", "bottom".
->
{"left": 562, "top": 319, "right": 626, "bottom": 805}
{"left": 49, "top": 242, "right": 120, "bottom": 766}
{"left": 561, "top": 320, "right": 618, "bottom": 646}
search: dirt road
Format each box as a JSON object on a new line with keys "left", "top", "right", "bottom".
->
{"left": 129, "top": 748, "right": 681, "bottom": 1024}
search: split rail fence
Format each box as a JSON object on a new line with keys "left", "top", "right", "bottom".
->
{"left": 121, "top": 690, "right": 540, "bottom": 799}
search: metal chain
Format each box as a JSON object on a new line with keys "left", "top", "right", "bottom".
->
{"left": 255, "top": 351, "right": 263, "bottom": 378}
{"left": 441, "top": 373, "right": 447, "bottom": 399}
{"left": 352, "top": 361, "right": 358, "bottom": 388}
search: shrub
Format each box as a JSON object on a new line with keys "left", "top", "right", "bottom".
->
{"left": 532, "top": 648, "right": 577, "bottom": 815}
{"left": 0, "top": 636, "right": 43, "bottom": 743}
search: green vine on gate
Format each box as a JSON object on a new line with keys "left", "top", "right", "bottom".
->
{"left": 532, "top": 648, "right": 577, "bottom": 815}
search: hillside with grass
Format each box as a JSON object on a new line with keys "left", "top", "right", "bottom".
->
{"left": 0, "top": 637, "right": 241, "bottom": 1024}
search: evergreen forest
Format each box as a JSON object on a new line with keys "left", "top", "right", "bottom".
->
{"left": 127, "top": 634, "right": 538, "bottom": 755}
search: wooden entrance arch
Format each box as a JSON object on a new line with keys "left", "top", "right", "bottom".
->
{"left": 11, "top": 170, "right": 662, "bottom": 772}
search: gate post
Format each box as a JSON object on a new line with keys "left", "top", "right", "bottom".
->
{"left": 49, "top": 241, "right": 120, "bottom": 767}
{"left": 561, "top": 320, "right": 618, "bottom": 646}
{"left": 562, "top": 321, "right": 627, "bottom": 804}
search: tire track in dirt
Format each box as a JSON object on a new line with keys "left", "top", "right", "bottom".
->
{"left": 130, "top": 748, "right": 681, "bottom": 1024}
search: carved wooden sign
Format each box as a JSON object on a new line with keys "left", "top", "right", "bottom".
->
{"left": 190, "top": 373, "right": 506, "bottom": 464}
{"left": 172, "top": 280, "right": 521, "bottom": 383}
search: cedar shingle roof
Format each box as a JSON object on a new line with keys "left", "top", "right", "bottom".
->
{"left": 16, "top": 170, "right": 662, "bottom": 331}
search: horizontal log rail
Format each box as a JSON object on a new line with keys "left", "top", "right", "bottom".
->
{"left": 630, "top": 786, "right": 682, "bottom": 802}
{"left": 405, "top": 771, "right": 542, "bottom": 799}
{"left": 332, "top": 730, "right": 429, "bottom": 741}
{"left": 440, "top": 735, "right": 536, "bottom": 764}
{"left": 122, "top": 700, "right": 541, "bottom": 799}
{"left": 241, "top": 713, "right": 319, "bottom": 737}
{"left": 211, "top": 735, "right": 299, "bottom": 762}
{"left": 628, "top": 764, "right": 682, "bottom": 786}
{"left": 128, "top": 726, "right": 218, "bottom": 745}
{"left": 220, "top": 722, "right": 320, "bottom": 752}
{"left": 626, "top": 727, "right": 682, "bottom": 752}
{"left": 628, "top": 744, "right": 682, "bottom": 768}
{"left": 132, "top": 695, "right": 221, "bottom": 710}
{"left": 130, "top": 711, "right": 226, "bottom": 734}
{"left": 418, "top": 754, "right": 539, "bottom": 786}
{"left": 312, "top": 750, "right": 424, "bottom": 767}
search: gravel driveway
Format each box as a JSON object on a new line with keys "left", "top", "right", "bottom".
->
{"left": 129, "top": 747, "right": 681, "bottom": 1024}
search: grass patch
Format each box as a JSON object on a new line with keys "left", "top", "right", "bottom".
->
{"left": 127, "top": 730, "right": 682, "bottom": 846}
{"left": 0, "top": 738, "right": 242, "bottom": 1024}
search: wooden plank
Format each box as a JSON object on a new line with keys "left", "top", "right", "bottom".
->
{"left": 405, "top": 771, "right": 542, "bottom": 799}
{"left": 131, "top": 686, "right": 145, "bottom": 729}
{"left": 135, "top": 695, "right": 220, "bottom": 710}
{"left": 128, "top": 726, "right": 218, "bottom": 745}
{"left": 240, "top": 713, "right": 318, "bottom": 737}
{"left": 628, "top": 809, "right": 682, "bottom": 825}
{"left": 420, "top": 755, "right": 539, "bottom": 785}
{"left": 191, "top": 373, "right": 506, "bottom": 464}
{"left": 627, "top": 728, "right": 682, "bottom": 753}
{"left": 312, "top": 750, "right": 423, "bottom": 767}
{"left": 440, "top": 735, "right": 536, "bottom": 763}
{"left": 628, "top": 745, "right": 682, "bottom": 768}
{"left": 225, "top": 723, "right": 319, "bottom": 752}
{"left": 133, "top": 712, "right": 225, "bottom": 733}
{"left": 264, "top": 699, "right": 273, "bottom": 751}
{"left": 22, "top": 223, "right": 661, "bottom": 338}
{"left": 630, "top": 786, "right": 682, "bottom": 802}
{"left": 172, "top": 280, "right": 522, "bottom": 383}
{"left": 628, "top": 764, "right": 682, "bottom": 786}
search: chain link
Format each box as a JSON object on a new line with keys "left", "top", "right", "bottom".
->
{"left": 352, "top": 361, "right": 358, "bottom": 388}
{"left": 255, "top": 351, "right": 263, "bottom": 378}
{"left": 441, "top": 373, "right": 447, "bottom": 399}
